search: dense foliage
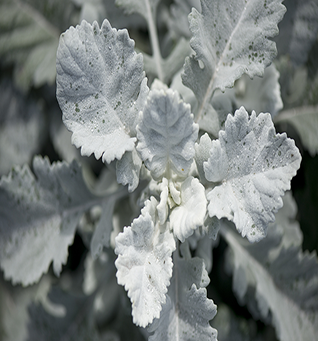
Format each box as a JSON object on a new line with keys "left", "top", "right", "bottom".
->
{"left": 1, "top": 0, "right": 318, "bottom": 340}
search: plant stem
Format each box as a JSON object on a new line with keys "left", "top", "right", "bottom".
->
{"left": 145, "top": 0, "right": 164, "bottom": 81}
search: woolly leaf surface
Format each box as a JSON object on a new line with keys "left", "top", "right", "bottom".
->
{"left": 148, "top": 244, "right": 217, "bottom": 341}
{"left": 56, "top": 19, "right": 148, "bottom": 164}
{"left": 182, "top": 0, "right": 285, "bottom": 120}
{"left": 204, "top": 107, "right": 301, "bottom": 242}
{"left": 170, "top": 176, "right": 207, "bottom": 242}
{"left": 115, "top": 198, "right": 176, "bottom": 327}
{"left": 137, "top": 89, "right": 198, "bottom": 179}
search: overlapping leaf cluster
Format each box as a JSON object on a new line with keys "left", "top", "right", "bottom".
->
{"left": 0, "top": 1, "right": 318, "bottom": 341}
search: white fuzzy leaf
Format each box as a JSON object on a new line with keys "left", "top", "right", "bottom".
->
{"left": 115, "top": 198, "right": 176, "bottom": 327}
{"left": 170, "top": 176, "right": 207, "bottom": 242}
{"left": 56, "top": 19, "right": 148, "bottom": 164}
{"left": 222, "top": 220, "right": 318, "bottom": 341}
{"left": 148, "top": 244, "right": 217, "bottom": 341}
{"left": 182, "top": 0, "right": 285, "bottom": 120}
{"left": 0, "top": 157, "right": 97, "bottom": 286}
{"left": 204, "top": 107, "right": 301, "bottom": 242}
{"left": 137, "top": 89, "right": 199, "bottom": 179}
{"left": 194, "top": 133, "right": 213, "bottom": 184}
{"left": 157, "top": 178, "right": 169, "bottom": 225}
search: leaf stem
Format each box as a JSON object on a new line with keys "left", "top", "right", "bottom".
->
{"left": 145, "top": 0, "right": 164, "bottom": 81}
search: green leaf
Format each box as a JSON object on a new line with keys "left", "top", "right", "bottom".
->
{"left": 182, "top": 0, "right": 286, "bottom": 121}
{"left": 56, "top": 19, "right": 148, "bottom": 164}
{"left": 0, "top": 157, "right": 98, "bottom": 286}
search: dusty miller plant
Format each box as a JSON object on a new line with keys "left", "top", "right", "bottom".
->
{"left": 1, "top": 0, "right": 318, "bottom": 340}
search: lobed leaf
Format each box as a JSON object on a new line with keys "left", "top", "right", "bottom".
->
{"left": 222, "top": 218, "right": 318, "bottom": 341}
{"left": 0, "top": 157, "right": 98, "bottom": 286}
{"left": 136, "top": 88, "right": 199, "bottom": 180}
{"left": 182, "top": 0, "right": 286, "bottom": 121}
{"left": 204, "top": 107, "right": 301, "bottom": 242}
{"left": 115, "top": 198, "right": 176, "bottom": 327}
{"left": 148, "top": 243, "right": 217, "bottom": 341}
{"left": 56, "top": 19, "right": 148, "bottom": 164}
